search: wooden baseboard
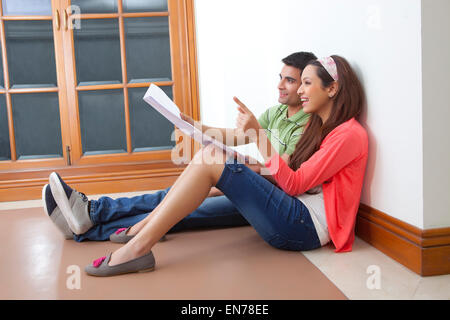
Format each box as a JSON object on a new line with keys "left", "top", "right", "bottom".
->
{"left": 356, "top": 204, "right": 450, "bottom": 276}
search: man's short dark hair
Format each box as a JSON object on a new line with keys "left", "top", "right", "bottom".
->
{"left": 282, "top": 52, "right": 317, "bottom": 71}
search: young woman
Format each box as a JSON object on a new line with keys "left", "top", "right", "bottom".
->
{"left": 83, "top": 55, "right": 368, "bottom": 276}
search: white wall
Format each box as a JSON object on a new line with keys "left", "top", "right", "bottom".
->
{"left": 194, "top": 0, "right": 437, "bottom": 229}
{"left": 421, "top": 0, "right": 450, "bottom": 229}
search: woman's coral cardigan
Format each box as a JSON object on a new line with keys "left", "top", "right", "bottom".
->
{"left": 265, "top": 118, "right": 368, "bottom": 252}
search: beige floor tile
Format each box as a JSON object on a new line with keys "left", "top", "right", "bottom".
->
{"left": 303, "top": 237, "right": 423, "bottom": 299}
{"left": 413, "top": 274, "right": 450, "bottom": 300}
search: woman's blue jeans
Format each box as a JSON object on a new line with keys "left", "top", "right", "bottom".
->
{"left": 75, "top": 159, "right": 321, "bottom": 251}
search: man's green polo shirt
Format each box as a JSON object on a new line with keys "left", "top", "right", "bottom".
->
{"left": 258, "top": 104, "right": 310, "bottom": 155}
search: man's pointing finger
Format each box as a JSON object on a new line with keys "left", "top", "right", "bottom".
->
{"left": 233, "top": 96, "right": 250, "bottom": 112}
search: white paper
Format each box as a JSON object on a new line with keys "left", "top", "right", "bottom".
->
{"left": 143, "top": 84, "right": 246, "bottom": 160}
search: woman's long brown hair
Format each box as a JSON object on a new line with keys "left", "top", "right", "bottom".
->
{"left": 288, "top": 55, "right": 365, "bottom": 171}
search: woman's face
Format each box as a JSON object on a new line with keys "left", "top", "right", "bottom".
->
{"left": 297, "top": 65, "right": 334, "bottom": 118}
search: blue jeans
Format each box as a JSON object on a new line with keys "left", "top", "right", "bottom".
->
{"left": 214, "top": 159, "right": 321, "bottom": 251}
{"left": 75, "top": 159, "right": 321, "bottom": 251}
{"left": 74, "top": 188, "right": 248, "bottom": 242}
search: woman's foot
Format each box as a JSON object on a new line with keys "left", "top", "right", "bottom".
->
{"left": 108, "top": 243, "right": 145, "bottom": 266}
{"left": 109, "top": 227, "right": 134, "bottom": 243}
{"left": 127, "top": 221, "right": 144, "bottom": 236}
{"left": 85, "top": 251, "right": 155, "bottom": 277}
{"left": 110, "top": 226, "right": 167, "bottom": 243}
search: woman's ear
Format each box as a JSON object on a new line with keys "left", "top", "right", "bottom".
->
{"left": 327, "top": 82, "right": 338, "bottom": 98}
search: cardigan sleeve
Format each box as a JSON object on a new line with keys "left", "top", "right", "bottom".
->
{"left": 265, "top": 129, "right": 363, "bottom": 196}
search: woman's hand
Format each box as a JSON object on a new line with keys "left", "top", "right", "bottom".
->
{"left": 234, "top": 97, "right": 261, "bottom": 142}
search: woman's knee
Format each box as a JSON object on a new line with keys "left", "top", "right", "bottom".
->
{"left": 192, "top": 144, "right": 227, "bottom": 166}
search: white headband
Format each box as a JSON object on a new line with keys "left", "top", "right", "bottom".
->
{"left": 318, "top": 56, "right": 338, "bottom": 81}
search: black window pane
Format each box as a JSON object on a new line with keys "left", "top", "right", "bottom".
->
{"left": 123, "top": 0, "right": 167, "bottom": 12}
{"left": 125, "top": 17, "right": 172, "bottom": 83}
{"left": 129, "top": 86, "right": 175, "bottom": 152}
{"left": 2, "top": 0, "right": 51, "bottom": 15}
{"left": 73, "top": 19, "right": 122, "bottom": 86}
{"left": 78, "top": 89, "right": 127, "bottom": 155}
{"left": 11, "top": 93, "right": 62, "bottom": 159}
{"left": 0, "top": 95, "right": 10, "bottom": 160}
{"left": 5, "top": 20, "right": 57, "bottom": 88}
{"left": 71, "top": 0, "right": 117, "bottom": 13}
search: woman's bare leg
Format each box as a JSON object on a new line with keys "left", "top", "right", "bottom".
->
{"left": 125, "top": 159, "right": 253, "bottom": 236}
{"left": 126, "top": 185, "right": 224, "bottom": 236}
{"left": 108, "top": 146, "right": 228, "bottom": 266}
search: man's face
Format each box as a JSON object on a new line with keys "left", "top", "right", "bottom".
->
{"left": 277, "top": 64, "right": 302, "bottom": 107}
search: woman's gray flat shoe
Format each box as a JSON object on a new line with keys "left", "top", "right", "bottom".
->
{"left": 109, "top": 227, "right": 134, "bottom": 243}
{"left": 85, "top": 251, "right": 155, "bottom": 277}
{"left": 110, "top": 227, "right": 167, "bottom": 243}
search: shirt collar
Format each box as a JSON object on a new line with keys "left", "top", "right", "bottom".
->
{"left": 280, "top": 105, "right": 309, "bottom": 125}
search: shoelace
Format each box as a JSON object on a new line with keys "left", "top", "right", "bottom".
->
{"left": 75, "top": 190, "right": 88, "bottom": 202}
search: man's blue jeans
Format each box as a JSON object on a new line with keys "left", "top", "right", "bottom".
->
{"left": 74, "top": 187, "right": 248, "bottom": 242}
{"left": 75, "top": 158, "right": 321, "bottom": 251}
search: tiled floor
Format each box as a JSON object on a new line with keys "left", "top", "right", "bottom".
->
{"left": 0, "top": 207, "right": 346, "bottom": 300}
{"left": 1, "top": 190, "right": 449, "bottom": 300}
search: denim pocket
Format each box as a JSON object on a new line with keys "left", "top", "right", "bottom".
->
{"left": 267, "top": 234, "right": 304, "bottom": 251}
{"left": 224, "top": 159, "right": 244, "bottom": 173}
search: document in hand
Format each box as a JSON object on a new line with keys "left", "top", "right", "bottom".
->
{"left": 143, "top": 84, "right": 245, "bottom": 160}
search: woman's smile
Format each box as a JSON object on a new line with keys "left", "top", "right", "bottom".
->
{"left": 300, "top": 96, "right": 309, "bottom": 105}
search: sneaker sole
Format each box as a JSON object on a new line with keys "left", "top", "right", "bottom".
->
{"left": 42, "top": 183, "right": 73, "bottom": 240}
{"left": 42, "top": 184, "right": 50, "bottom": 218}
{"left": 49, "top": 172, "right": 83, "bottom": 235}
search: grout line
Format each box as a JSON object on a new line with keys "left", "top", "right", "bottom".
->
{"left": 411, "top": 278, "right": 422, "bottom": 299}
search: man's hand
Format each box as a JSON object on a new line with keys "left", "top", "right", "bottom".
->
{"left": 180, "top": 113, "right": 195, "bottom": 126}
{"left": 234, "top": 97, "right": 261, "bottom": 142}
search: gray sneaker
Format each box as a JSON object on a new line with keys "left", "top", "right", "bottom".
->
{"left": 49, "top": 172, "right": 93, "bottom": 235}
{"left": 42, "top": 184, "right": 73, "bottom": 240}
{"left": 85, "top": 251, "right": 155, "bottom": 277}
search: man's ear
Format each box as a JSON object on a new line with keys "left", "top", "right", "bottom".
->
{"left": 327, "top": 82, "right": 338, "bottom": 98}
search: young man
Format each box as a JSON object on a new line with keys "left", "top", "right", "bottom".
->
{"left": 43, "top": 51, "right": 317, "bottom": 242}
